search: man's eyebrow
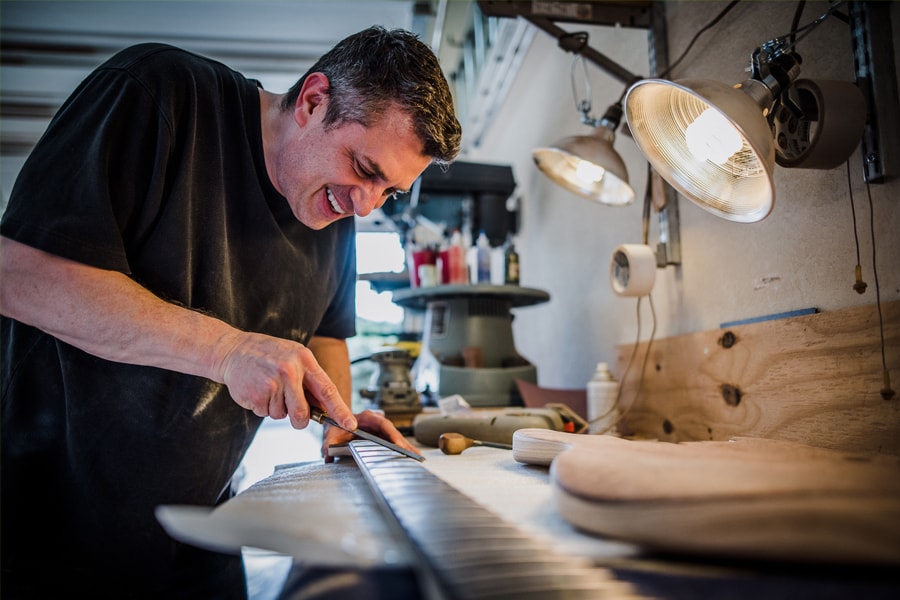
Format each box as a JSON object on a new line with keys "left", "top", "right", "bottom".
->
{"left": 359, "top": 155, "right": 411, "bottom": 194}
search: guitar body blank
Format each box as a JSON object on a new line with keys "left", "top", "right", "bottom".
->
{"left": 512, "top": 429, "right": 900, "bottom": 566}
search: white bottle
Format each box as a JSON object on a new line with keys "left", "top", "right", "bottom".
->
{"left": 587, "top": 362, "right": 619, "bottom": 434}
{"left": 490, "top": 246, "right": 505, "bottom": 285}
{"left": 475, "top": 231, "right": 491, "bottom": 283}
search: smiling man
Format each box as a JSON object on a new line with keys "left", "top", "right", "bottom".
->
{"left": 0, "top": 27, "right": 460, "bottom": 598}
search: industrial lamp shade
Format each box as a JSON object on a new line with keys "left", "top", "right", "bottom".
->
{"left": 624, "top": 78, "right": 776, "bottom": 223}
{"left": 532, "top": 127, "right": 635, "bottom": 206}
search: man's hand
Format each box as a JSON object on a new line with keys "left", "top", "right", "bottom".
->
{"left": 322, "top": 409, "right": 418, "bottom": 462}
{"left": 215, "top": 331, "right": 357, "bottom": 431}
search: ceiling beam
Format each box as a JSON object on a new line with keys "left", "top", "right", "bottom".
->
{"left": 477, "top": 0, "right": 652, "bottom": 29}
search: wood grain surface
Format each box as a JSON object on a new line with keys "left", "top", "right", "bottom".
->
{"left": 613, "top": 301, "right": 900, "bottom": 455}
{"left": 512, "top": 428, "right": 900, "bottom": 565}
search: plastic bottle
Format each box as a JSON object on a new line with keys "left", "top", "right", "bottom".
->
{"left": 587, "top": 362, "right": 619, "bottom": 434}
{"left": 463, "top": 228, "right": 476, "bottom": 284}
{"left": 437, "top": 235, "right": 451, "bottom": 285}
{"left": 490, "top": 246, "right": 505, "bottom": 285}
{"left": 503, "top": 233, "right": 520, "bottom": 285}
{"left": 475, "top": 231, "right": 491, "bottom": 283}
{"left": 448, "top": 229, "right": 467, "bottom": 284}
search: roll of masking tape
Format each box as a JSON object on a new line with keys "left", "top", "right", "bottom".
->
{"left": 609, "top": 244, "right": 656, "bottom": 297}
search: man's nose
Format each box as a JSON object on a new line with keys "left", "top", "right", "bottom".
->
{"left": 349, "top": 184, "right": 384, "bottom": 217}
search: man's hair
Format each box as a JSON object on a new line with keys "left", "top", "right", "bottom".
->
{"left": 282, "top": 26, "right": 461, "bottom": 165}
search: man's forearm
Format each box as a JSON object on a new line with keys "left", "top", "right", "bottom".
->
{"left": 0, "top": 235, "right": 238, "bottom": 382}
{"left": 1, "top": 236, "right": 357, "bottom": 429}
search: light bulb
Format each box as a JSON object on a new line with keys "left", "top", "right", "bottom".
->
{"left": 685, "top": 107, "right": 743, "bottom": 164}
{"left": 575, "top": 159, "right": 606, "bottom": 183}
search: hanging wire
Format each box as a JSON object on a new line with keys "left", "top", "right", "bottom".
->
{"left": 863, "top": 176, "right": 895, "bottom": 401}
{"left": 570, "top": 54, "right": 591, "bottom": 114}
{"left": 588, "top": 165, "right": 657, "bottom": 433}
{"left": 642, "top": 164, "right": 653, "bottom": 246}
{"left": 658, "top": 0, "right": 742, "bottom": 78}
{"left": 570, "top": 54, "right": 601, "bottom": 126}
{"left": 658, "top": 0, "right": 844, "bottom": 80}
{"left": 789, "top": 0, "right": 807, "bottom": 48}
{"left": 588, "top": 293, "right": 657, "bottom": 434}
{"left": 847, "top": 161, "right": 867, "bottom": 294}
{"left": 847, "top": 156, "right": 894, "bottom": 400}
{"left": 762, "top": 0, "right": 847, "bottom": 57}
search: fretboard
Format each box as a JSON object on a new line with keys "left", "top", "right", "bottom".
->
{"left": 349, "top": 440, "right": 636, "bottom": 599}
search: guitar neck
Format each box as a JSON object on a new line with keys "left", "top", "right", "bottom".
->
{"left": 349, "top": 440, "right": 636, "bottom": 600}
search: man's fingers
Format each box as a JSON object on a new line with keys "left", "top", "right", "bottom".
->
{"left": 283, "top": 383, "right": 310, "bottom": 429}
{"left": 268, "top": 392, "right": 288, "bottom": 420}
{"left": 355, "top": 410, "right": 417, "bottom": 452}
{"left": 301, "top": 365, "right": 356, "bottom": 429}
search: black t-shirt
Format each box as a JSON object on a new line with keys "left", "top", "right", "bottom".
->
{"left": 1, "top": 44, "right": 356, "bottom": 597}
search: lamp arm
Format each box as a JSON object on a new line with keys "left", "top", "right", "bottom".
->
{"left": 526, "top": 15, "right": 642, "bottom": 87}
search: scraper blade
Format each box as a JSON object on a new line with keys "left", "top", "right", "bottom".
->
{"left": 311, "top": 407, "right": 425, "bottom": 461}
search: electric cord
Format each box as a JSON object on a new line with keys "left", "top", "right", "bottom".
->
{"left": 863, "top": 173, "right": 895, "bottom": 401}
{"left": 567, "top": 1, "right": 744, "bottom": 109}
{"left": 847, "top": 161, "right": 868, "bottom": 294}
{"left": 764, "top": 0, "right": 846, "bottom": 56}
{"left": 846, "top": 159, "right": 894, "bottom": 401}
{"left": 658, "top": 0, "right": 742, "bottom": 79}
{"left": 789, "top": 0, "right": 807, "bottom": 48}
{"left": 641, "top": 163, "right": 653, "bottom": 246}
{"left": 588, "top": 293, "right": 657, "bottom": 434}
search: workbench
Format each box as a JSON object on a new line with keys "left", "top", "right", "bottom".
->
{"left": 160, "top": 438, "right": 900, "bottom": 600}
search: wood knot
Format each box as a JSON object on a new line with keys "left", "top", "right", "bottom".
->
{"left": 721, "top": 384, "right": 742, "bottom": 406}
{"left": 719, "top": 331, "right": 737, "bottom": 349}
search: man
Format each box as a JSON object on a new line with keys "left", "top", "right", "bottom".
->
{"left": 0, "top": 26, "right": 461, "bottom": 598}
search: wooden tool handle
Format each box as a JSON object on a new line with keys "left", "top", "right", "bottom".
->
{"left": 439, "top": 432, "right": 512, "bottom": 455}
{"left": 438, "top": 433, "right": 476, "bottom": 455}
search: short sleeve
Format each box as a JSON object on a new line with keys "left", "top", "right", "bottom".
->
{"left": 1, "top": 53, "right": 173, "bottom": 273}
{"left": 313, "top": 218, "right": 358, "bottom": 340}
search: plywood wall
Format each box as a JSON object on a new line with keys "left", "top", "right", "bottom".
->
{"left": 614, "top": 301, "right": 900, "bottom": 455}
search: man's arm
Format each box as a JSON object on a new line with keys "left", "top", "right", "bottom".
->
{"left": 307, "top": 336, "right": 353, "bottom": 409}
{"left": 0, "top": 236, "right": 356, "bottom": 430}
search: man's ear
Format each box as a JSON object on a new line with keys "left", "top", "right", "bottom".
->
{"left": 294, "top": 72, "right": 330, "bottom": 126}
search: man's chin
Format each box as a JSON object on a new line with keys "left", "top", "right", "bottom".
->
{"left": 306, "top": 215, "right": 348, "bottom": 231}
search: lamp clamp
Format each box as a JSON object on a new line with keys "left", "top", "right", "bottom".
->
{"left": 579, "top": 101, "right": 623, "bottom": 132}
{"left": 570, "top": 52, "right": 625, "bottom": 133}
{"left": 557, "top": 30, "right": 589, "bottom": 55}
{"left": 749, "top": 48, "right": 802, "bottom": 100}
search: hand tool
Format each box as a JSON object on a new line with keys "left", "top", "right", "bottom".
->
{"left": 438, "top": 432, "right": 513, "bottom": 455}
{"left": 310, "top": 406, "right": 425, "bottom": 462}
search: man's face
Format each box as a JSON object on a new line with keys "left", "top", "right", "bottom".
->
{"left": 274, "top": 75, "right": 431, "bottom": 230}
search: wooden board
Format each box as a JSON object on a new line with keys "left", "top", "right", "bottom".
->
{"left": 613, "top": 301, "right": 900, "bottom": 455}
{"left": 512, "top": 428, "right": 900, "bottom": 566}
